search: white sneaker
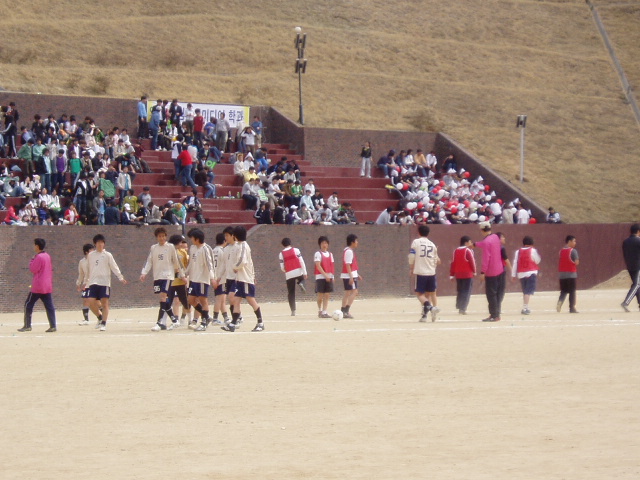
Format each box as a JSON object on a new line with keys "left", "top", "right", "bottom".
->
{"left": 431, "top": 306, "right": 440, "bottom": 322}
{"left": 188, "top": 321, "right": 198, "bottom": 330}
{"left": 79, "top": 319, "right": 90, "bottom": 326}
{"left": 195, "top": 324, "right": 207, "bottom": 331}
{"left": 167, "top": 322, "right": 181, "bottom": 330}
{"left": 95, "top": 320, "right": 102, "bottom": 329}
{"left": 99, "top": 324, "right": 106, "bottom": 331}
{"left": 151, "top": 324, "right": 162, "bottom": 332}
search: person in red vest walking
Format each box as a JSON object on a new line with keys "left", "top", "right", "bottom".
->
{"left": 314, "top": 236, "right": 335, "bottom": 318}
{"left": 511, "top": 236, "right": 541, "bottom": 315}
{"left": 450, "top": 235, "right": 476, "bottom": 315}
{"left": 340, "top": 234, "right": 362, "bottom": 319}
{"left": 557, "top": 235, "right": 579, "bottom": 313}
{"left": 279, "top": 237, "right": 308, "bottom": 316}
{"left": 18, "top": 238, "right": 57, "bottom": 332}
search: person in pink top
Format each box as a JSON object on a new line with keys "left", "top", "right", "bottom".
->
{"left": 475, "top": 222, "right": 504, "bottom": 322}
{"left": 18, "top": 238, "right": 57, "bottom": 332}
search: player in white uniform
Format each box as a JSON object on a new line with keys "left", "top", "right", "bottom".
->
{"left": 408, "top": 225, "right": 441, "bottom": 322}
{"left": 211, "top": 232, "right": 230, "bottom": 325}
{"left": 84, "top": 234, "right": 128, "bottom": 331}
{"left": 140, "top": 227, "right": 185, "bottom": 331}
{"left": 220, "top": 225, "right": 243, "bottom": 328}
{"left": 185, "top": 228, "right": 217, "bottom": 331}
{"left": 222, "top": 225, "right": 264, "bottom": 332}
{"left": 76, "top": 243, "right": 99, "bottom": 325}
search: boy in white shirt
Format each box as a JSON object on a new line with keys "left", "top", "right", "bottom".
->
{"left": 185, "top": 228, "right": 216, "bottom": 331}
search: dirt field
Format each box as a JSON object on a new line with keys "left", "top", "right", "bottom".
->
{"left": 1, "top": 288, "right": 638, "bottom": 480}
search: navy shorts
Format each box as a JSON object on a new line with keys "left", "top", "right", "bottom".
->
{"left": 81, "top": 287, "right": 90, "bottom": 298}
{"left": 225, "top": 279, "right": 237, "bottom": 295}
{"left": 214, "top": 283, "right": 227, "bottom": 296}
{"left": 233, "top": 281, "right": 256, "bottom": 298}
{"left": 188, "top": 281, "right": 209, "bottom": 298}
{"left": 342, "top": 278, "right": 359, "bottom": 291}
{"left": 153, "top": 279, "right": 171, "bottom": 295}
{"left": 88, "top": 284, "right": 110, "bottom": 299}
{"left": 315, "top": 278, "right": 334, "bottom": 294}
{"left": 415, "top": 275, "right": 437, "bottom": 294}
{"left": 520, "top": 275, "right": 537, "bottom": 295}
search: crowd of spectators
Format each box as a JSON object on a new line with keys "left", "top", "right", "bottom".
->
{"left": 374, "top": 148, "right": 543, "bottom": 225}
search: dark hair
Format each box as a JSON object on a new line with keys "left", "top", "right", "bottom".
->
{"left": 496, "top": 232, "right": 505, "bottom": 239}
{"left": 631, "top": 224, "right": 640, "bottom": 235}
{"left": 223, "top": 225, "right": 235, "bottom": 235}
{"left": 346, "top": 233, "right": 358, "bottom": 246}
{"left": 318, "top": 236, "right": 329, "bottom": 246}
{"left": 154, "top": 227, "right": 167, "bottom": 237}
{"left": 187, "top": 228, "right": 205, "bottom": 243}
{"left": 460, "top": 235, "right": 471, "bottom": 246}
{"left": 234, "top": 226, "right": 247, "bottom": 242}
{"left": 82, "top": 243, "right": 95, "bottom": 254}
{"left": 93, "top": 234, "right": 105, "bottom": 244}
{"left": 34, "top": 238, "right": 46, "bottom": 250}
{"left": 215, "top": 232, "right": 225, "bottom": 245}
{"left": 418, "top": 225, "right": 430, "bottom": 237}
{"left": 565, "top": 235, "right": 576, "bottom": 243}
{"left": 168, "top": 234, "right": 184, "bottom": 246}
{"left": 281, "top": 237, "right": 292, "bottom": 247}
{"left": 522, "top": 236, "right": 534, "bottom": 246}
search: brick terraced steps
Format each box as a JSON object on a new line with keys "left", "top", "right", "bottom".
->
{"left": 138, "top": 143, "right": 397, "bottom": 225}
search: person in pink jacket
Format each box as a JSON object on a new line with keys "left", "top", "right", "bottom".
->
{"left": 18, "top": 238, "right": 57, "bottom": 332}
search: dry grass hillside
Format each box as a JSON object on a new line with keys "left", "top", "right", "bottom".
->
{"left": 0, "top": 0, "right": 639, "bottom": 222}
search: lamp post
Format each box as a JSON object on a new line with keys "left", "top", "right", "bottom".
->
{"left": 294, "top": 26, "right": 307, "bottom": 125}
{"left": 516, "top": 114, "right": 527, "bottom": 183}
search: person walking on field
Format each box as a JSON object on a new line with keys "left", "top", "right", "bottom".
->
{"left": 85, "top": 234, "right": 128, "bottom": 331}
{"left": 475, "top": 222, "right": 504, "bottom": 322}
{"left": 450, "top": 235, "right": 476, "bottom": 315}
{"left": 557, "top": 235, "right": 579, "bottom": 313}
{"left": 621, "top": 223, "right": 640, "bottom": 312}
{"left": 408, "top": 225, "right": 441, "bottom": 322}
{"left": 18, "top": 238, "right": 57, "bottom": 333}
{"left": 279, "top": 237, "right": 308, "bottom": 317}
{"left": 511, "top": 236, "right": 541, "bottom": 315}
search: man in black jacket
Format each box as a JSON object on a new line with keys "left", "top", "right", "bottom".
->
{"left": 621, "top": 223, "right": 640, "bottom": 311}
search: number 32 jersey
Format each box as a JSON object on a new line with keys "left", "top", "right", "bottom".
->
{"left": 408, "top": 237, "right": 440, "bottom": 276}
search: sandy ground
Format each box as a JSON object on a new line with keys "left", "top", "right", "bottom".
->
{"left": 1, "top": 289, "right": 639, "bottom": 480}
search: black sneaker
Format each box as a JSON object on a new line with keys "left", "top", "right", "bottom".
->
{"left": 17, "top": 326, "right": 32, "bottom": 332}
{"left": 222, "top": 323, "right": 236, "bottom": 332}
{"left": 252, "top": 323, "right": 264, "bottom": 332}
{"left": 45, "top": 327, "right": 57, "bottom": 333}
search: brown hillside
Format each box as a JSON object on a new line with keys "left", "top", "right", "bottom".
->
{"left": 0, "top": 0, "right": 639, "bottom": 223}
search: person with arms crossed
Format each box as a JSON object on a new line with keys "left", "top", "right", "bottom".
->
{"left": 511, "top": 236, "right": 541, "bottom": 315}
{"left": 557, "top": 235, "right": 579, "bottom": 313}
{"left": 340, "top": 234, "right": 362, "bottom": 319}
{"left": 222, "top": 226, "right": 264, "bottom": 332}
{"left": 185, "top": 228, "right": 216, "bottom": 331}
{"left": 140, "top": 227, "right": 186, "bottom": 331}
{"left": 450, "top": 235, "right": 476, "bottom": 315}
{"left": 314, "top": 236, "right": 335, "bottom": 319}
{"left": 409, "top": 225, "right": 441, "bottom": 322}
{"left": 279, "top": 237, "right": 308, "bottom": 316}
{"left": 85, "top": 234, "right": 128, "bottom": 332}
{"left": 18, "top": 238, "right": 57, "bottom": 333}
{"left": 621, "top": 223, "right": 640, "bottom": 312}
{"left": 475, "top": 222, "right": 504, "bottom": 322}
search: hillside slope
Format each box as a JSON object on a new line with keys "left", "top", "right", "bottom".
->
{"left": 0, "top": 0, "right": 638, "bottom": 222}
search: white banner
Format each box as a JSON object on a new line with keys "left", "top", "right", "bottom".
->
{"left": 148, "top": 101, "right": 250, "bottom": 128}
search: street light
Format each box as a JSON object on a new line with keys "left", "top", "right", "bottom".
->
{"left": 516, "top": 114, "right": 527, "bottom": 183}
{"left": 294, "top": 26, "right": 307, "bottom": 125}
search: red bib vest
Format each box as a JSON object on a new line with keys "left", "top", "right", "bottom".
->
{"left": 558, "top": 247, "right": 577, "bottom": 273}
{"left": 282, "top": 248, "right": 302, "bottom": 273}
{"left": 342, "top": 247, "right": 358, "bottom": 274}
{"left": 314, "top": 251, "right": 334, "bottom": 275}
{"left": 517, "top": 247, "right": 539, "bottom": 273}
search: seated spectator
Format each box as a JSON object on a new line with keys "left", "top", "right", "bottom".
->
{"left": 547, "top": 207, "right": 561, "bottom": 223}
{"left": 327, "top": 191, "right": 340, "bottom": 211}
{"left": 375, "top": 207, "right": 394, "bottom": 225}
{"left": 104, "top": 198, "right": 121, "bottom": 225}
{"left": 243, "top": 166, "right": 259, "bottom": 184}
{"left": 377, "top": 150, "right": 395, "bottom": 178}
{"left": 273, "top": 199, "right": 286, "bottom": 224}
{"left": 63, "top": 203, "right": 79, "bottom": 225}
{"left": 183, "top": 189, "right": 202, "bottom": 212}
{"left": 285, "top": 205, "right": 301, "bottom": 225}
{"left": 255, "top": 202, "right": 272, "bottom": 224}
{"left": 299, "top": 189, "right": 315, "bottom": 211}
{"left": 254, "top": 148, "right": 269, "bottom": 173}
{"left": 3, "top": 205, "right": 20, "bottom": 224}
{"left": 242, "top": 178, "right": 259, "bottom": 211}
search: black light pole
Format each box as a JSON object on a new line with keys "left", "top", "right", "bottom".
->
{"left": 294, "top": 26, "right": 307, "bottom": 125}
